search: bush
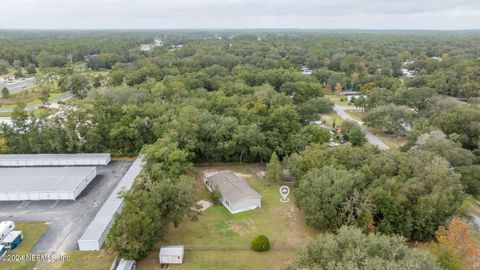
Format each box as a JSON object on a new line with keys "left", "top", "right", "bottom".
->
{"left": 251, "top": 235, "right": 270, "bottom": 251}
{"left": 210, "top": 187, "right": 222, "bottom": 205}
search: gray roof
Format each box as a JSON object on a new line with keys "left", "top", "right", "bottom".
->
{"left": 0, "top": 153, "right": 110, "bottom": 166}
{"left": 207, "top": 171, "right": 262, "bottom": 204}
{"left": 0, "top": 167, "right": 96, "bottom": 193}
{"left": 160, "top": 245, "right": 184, "bottom": 256}
{"left": 78, "top": 157, "right": 143, "bottom": 250}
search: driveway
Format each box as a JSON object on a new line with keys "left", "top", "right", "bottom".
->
{"left": 0, "top": 160, "right": 133, "bottom": 252}
{"left": 333, "top": 105, "right": 390, "bottom": 150}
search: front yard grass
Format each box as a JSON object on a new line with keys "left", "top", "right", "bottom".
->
{"left": 137, "top": 164, "right": 319, "bottom": 270}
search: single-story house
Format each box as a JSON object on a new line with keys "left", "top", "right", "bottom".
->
{"left": 205, "top": 171, "right": 262, "bottom": 214}
{"left": 159, "top": 245, "right": 184, "bottom": 265}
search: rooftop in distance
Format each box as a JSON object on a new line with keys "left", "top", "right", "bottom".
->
{"left": 0, "top": 153, "right": 111, "bottom": 166}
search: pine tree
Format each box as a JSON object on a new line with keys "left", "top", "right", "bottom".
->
{"left": 265, "top": 152, "right": 282, "bottom": 183}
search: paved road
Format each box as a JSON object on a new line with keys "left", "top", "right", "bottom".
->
{"left": 0, "top": 93, "right": 73, "bottom": 113}
{"left": 333, "top": 105, "right": 390, "bottom": 150}
{"left": 0, "top": 161, "right": 133, "bottom": 252}
{"left": 0, "top": 78, "right": 35, "bottom": 94}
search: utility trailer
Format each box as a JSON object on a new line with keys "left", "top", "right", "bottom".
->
{"left": 0, "top": 245, "right": 6, "bottom": 260}
{"left": 2, "top": 231, "right": 23, "bottom": 250}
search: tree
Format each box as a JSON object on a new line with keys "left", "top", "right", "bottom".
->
{"left": 396, "top": 87, "right": 436, "bottom": 113}
{"left": 108, "top": 176, "right": 195, "bottom": 260}
{"left": 433, "top": 218, "right": 480, "bottom": 270}
{"left": 363, "top": 104, "right": 414, "bottom": 135}
{"left": 265, "top": 152, "right": 282, "bottom": 183}
{"left": 288, "top": 226, "right": 442, "bottom": 270}
{"left": 297, "top": 97, "right": 333, "bottom": 123}
{"left": 455, "top": 166, "right": 480, "bottom": 198}
{"left": 59, "top": 74, "right": 91, "bottom": 97}
{"left": 294, "top": 166, "right": 363, "bottom": 229}
{"left": 142, "top": 137, "right": 191, "bottom": 182}
{"left": 340, "top": 120, "right": 366, "bottom": 146}
{"left": 1, "top": 87, "right": 9, "bottom": 99}
{"left": 39, "top": 85, "right": 51, "bottom": 106}
{"left": 0, "top": 59, "right": 10, "bottom": 75}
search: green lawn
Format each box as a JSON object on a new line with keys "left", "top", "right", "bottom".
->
{"left": 0, "top": 222, "right": 49, "bottom": 270}
{"left": 345, "top": 109, "right": 364, "bottom": 122}
{"left": 137, "top": 164, "right": 319, "bottom": 270}
{"left": 325, "top": 95, "right": 352, "bottom": 106}
{"left": 0, "top": 92, "right": 66, "bottom": 110}
{"left": 37, "top": 250, "right": 117, "bottom": 270}
{"left": 319, "top": 112, "right": 343, "bottom": 126}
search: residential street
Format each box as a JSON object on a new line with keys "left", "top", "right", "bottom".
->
{"left": 333, "top": 105, "right": 390, "bottom": 150}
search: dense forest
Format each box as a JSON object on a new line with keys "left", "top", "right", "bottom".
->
{"left": 1, "top": 30, "right": 480, "bottom": 267}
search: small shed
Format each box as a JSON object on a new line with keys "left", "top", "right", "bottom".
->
{"left": 159, "top": 245, "right": 184, "bottom": 265}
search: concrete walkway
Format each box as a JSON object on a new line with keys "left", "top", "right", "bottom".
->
{"left": 333, "top": 105, "right": 390, "bottom": 150}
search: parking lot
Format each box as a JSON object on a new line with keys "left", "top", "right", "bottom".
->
{"left": 0, "top": 160, "right": 133, "bottom": 252}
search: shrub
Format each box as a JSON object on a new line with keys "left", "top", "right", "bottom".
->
{"left": 251, "top": 235, "right": 270, "bottom": 251}
{"left": 210, "top": 186, "right": 222, "bottom": 205}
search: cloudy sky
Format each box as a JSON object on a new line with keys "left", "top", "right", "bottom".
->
{"left": 1, "top": 0, "right": 479, "bottom": 30}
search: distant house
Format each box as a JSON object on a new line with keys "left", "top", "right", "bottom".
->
{"left": 205, "top": 171, "right": 262, "bottom": 214}
{"left": 159, "top": 245, "right": 184, "bottom": 265}
{"left": 301, "top": 66, "right": 312, "bottom": 75}
{"left": 401, "top": 68, "right": 415, "bottom": 78}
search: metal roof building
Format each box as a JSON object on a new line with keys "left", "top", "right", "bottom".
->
{"left": 0, "top": 167, "right": 97, "bottom": 201}
{"left": 78, "top": 157, "right": 143, "bottom": 251}
{"left": 0, "top": 153, "right": 111, "bottom": 167}
{"left": 205, "top": 171, "right": 262, "bottom": 214}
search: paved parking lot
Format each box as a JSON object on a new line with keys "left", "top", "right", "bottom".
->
{"left": 0, "top": 160, "right": 133, "bottom": 252}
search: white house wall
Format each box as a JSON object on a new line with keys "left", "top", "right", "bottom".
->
{"left": 226, "top": 197, "right": 262, "bottom": 214}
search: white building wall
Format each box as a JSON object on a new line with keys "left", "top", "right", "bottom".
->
{"left": 226, "top": 197, "right": 262, "bottom": 214}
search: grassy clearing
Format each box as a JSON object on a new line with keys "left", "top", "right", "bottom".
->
{"left": 345, "top": 109, "right": 364, "bottom": 122}
{"left": 37, "top": 250, "right": 117, "bottom": 270}
{"left": 139, "top": 250, "right": 298, "bottom": 270}
{"left": 0, "top": 222, "right": 49, "bottom": 270}
{"left": 325, "top": 95, "right": 352, "bottom": 106}
{"left": 319, "top": 112, "right": 343, "bottom": 126}
{"left": 0, "top": 92, "right": 66, "bottom": 110}
{"left": 137, "top": 164, "right": 318, "bottom": 270}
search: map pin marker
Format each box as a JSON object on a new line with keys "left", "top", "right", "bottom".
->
{"left": 279, "top": 185, "right": 290, "bottom": 203}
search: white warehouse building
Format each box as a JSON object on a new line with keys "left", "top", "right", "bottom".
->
{"left": 0, "top": 167, "right": 97, "bottom": 201}
{"left": 78, "top": 157, "right": 143, "bottom": 251}
{"left": 0, "top": 153, "right": 111, "bottom": 167}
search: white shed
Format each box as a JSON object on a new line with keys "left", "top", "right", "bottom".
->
{"left": 159, "top": 245, "right": 184, "bottom": 265}
{"left": 205, "top": 171, "right": 262, "bottom": 214}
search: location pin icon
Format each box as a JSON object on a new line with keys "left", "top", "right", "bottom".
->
{"left": 279, "top": 186, "right": 290, "bottom": 203}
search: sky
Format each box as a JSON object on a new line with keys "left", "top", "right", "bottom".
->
{"left": 0, "top": 0, "right": 480, "bottom": 30}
